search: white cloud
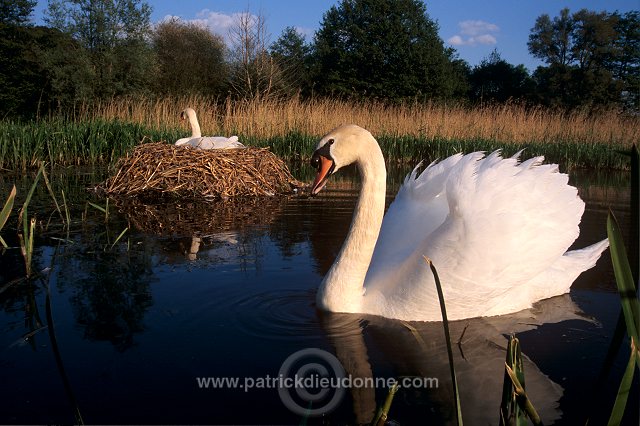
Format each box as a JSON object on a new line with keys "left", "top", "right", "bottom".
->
{"left": 194, "top": 9, "right": 240, "bottom": 36}
{"left": 158, "top": 9, "right": 258, "bottom": 45}
{"left": 459, "top": 20, "right": 499, "bottom": 37}
{"left": 474, "top": 34, "right": 497, "bottom": 45}
{"left": 447, "top": 35, "right": 465, "bottom": 46}
{"left": 447, "top": 20, "right": 499, "bottom": 47}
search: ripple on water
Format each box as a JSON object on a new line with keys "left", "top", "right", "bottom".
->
{"left": 232, "top": 289, "right": 323, "bottom": 342}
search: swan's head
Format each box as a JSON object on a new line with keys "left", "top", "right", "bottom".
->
{"left": 180, "top": 108, "right": 196, "bottom": 120}
{"left": 310, "top": 125, "right": 376, "bottom": 195}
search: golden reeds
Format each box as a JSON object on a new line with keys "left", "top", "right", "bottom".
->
{"left": 74, "top": 96, "right": 638, "bottom": 147}
{"left": 100, "top": 142, "right": 304, "bottom": 198}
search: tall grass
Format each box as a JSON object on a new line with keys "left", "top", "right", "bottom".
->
{"left": 75, "top": 96, "right": 639, "bottom": 146}
{"left": 0, "top": 96, "right": 637, "bottom": 170}
{"left": 0, "top": 118, "right": 181, "bottom": 170}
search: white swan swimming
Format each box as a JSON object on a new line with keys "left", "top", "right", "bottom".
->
{"left": 175, "top": 108, "right": 245, "bottom": 149}
{"left": 310, "top": 124, "right": 609, "bottom": 322}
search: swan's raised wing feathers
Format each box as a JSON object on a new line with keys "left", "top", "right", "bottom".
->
{"left": 364, "top": 151, "right": 597, "bottom": 320}
{"left": 369, "top": 153, "right": 464, "bottom": 267}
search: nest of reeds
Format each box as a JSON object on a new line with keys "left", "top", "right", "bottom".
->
{"left": 99, "top": 142, "right": 305, "bottom": 198}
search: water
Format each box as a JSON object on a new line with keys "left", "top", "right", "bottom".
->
{"left": 0, "top": 165, "right": 637, "bottom": 425}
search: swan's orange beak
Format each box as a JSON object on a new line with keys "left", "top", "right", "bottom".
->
{"left": 310, "top": 152, "right": 335, "bottom": 195}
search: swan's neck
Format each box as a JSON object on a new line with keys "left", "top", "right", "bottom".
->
{"left": 317, "top": 146, "right": 386, "bottom": 313}
{"left": 188, "top": 113, "right": 202, "bottom": 138}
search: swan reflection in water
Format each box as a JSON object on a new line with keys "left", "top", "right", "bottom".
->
{"left": 318, "top": 294, "right": 590, "bottom": 425}
{"left": 186, "top": 232, "right": 239, "bottom": 261}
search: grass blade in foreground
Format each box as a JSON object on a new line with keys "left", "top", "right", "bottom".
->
{"left": 607, "top": 337, "right": 638, "bottom": 426}
{"left": 18, "top": 167, "right": 44, "bottom": 277}
{"left": 41, "top": 165, "right": 64, "bottom": 222}
{"left": 423, "top": 256, "right": 463, "bottom": 426}
{"left": 88, "top": 199, "right": 109, "bottom": 222}
{"left": 607, "top": 211, "right": 640, "bottom": 343}
{"left": 0, "top": 185, "right": 16, "bottom": 248}
{"left": 500, "top": 335, "right": 530, "bottom": 426}
{"left": 372, "top": 382, "right": 399, "bottom": 426}
{"left": 45, "top": 276, "right": 85, "bottom": 425}
{"left": 503, "top": 364, "right": 542, "bottom": 425}
{"left": 109, "top": 227, "right": 129, "bottom": 251}
{"left": 500, "top": 336, "right": 542, "bottom": 426}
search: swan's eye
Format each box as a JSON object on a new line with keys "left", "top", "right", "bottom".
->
{"left": 311, "top": 153, "right": 320, "bottom": 169}
{"left": 327, "top": 138, "right": 334, "bottom": 145}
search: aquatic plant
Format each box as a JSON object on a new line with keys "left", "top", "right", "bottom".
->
{"left": 500, "top": 335, "right": 542, "bottom": 425}
{"left": 605, "top": 146, "right": 639, "bottom": 425}
{"left": 371, "top": 382, "right": 400, "bottom": 426}
{"left": 606, "top": 211, "right": 639, "bottom": 425}
{"left": 17, "top": 166, "right": 43, "bottom": 277}
{"left": 424, "top": 256, "right": 463, "bottom": 425}
{"left": 0, "top": 185, "right": 16, "bottom": 248}
{"left": 88, "top": 198, "right": 110, "bottom": 222}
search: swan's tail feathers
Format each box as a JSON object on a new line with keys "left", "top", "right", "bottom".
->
{"left": 531, "top": 238, "right": 609, "bottom": 300}
{"left": 566, "top": 238, "right": 610, "bottom": 271}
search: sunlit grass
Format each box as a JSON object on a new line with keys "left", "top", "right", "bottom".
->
{"left": 75, "top": 96, "right": 639, "bottom": 146}
{"left": 0, "top": 96, "right": 637, "bottom": 170}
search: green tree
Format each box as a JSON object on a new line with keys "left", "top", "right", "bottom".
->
{"left": 45, "top": 0, "right": 154, "bottom": 98}
{"left": 0, "top": 0, "right": 36, "bottom": 25}
{"left": 312, "top": 0, "right": 466, "bottom": 101}
{"left": 270, "top": 26, "right": 312, "bottom": 96}
{"left": 469, "top": 50, "right": 533, "bottom": 104}
{"left": 0, "top": 0, "right": 37, "bottom": 115}
{"left": 0, "top": 24, "right": 40, "bottom": 116}
{"left": 528, "top": 8, "right": 574, "bottom": 66}
{"left": 528, "top": 8, "right": 639, "bottom": 110}
{"left": 571, "top": 9, "right": 618, "bottom": 71}
{"left": 30, "top": 26, "right": 95, "bottom": 109}
{"left": 611, "top": 11, "right": 640, "bottom": 110}
{"left": 152, "top": 18, "right": 228, "bottom": 97}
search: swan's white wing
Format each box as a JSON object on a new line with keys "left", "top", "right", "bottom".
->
{"left": 364, "top": 151, "right": 598, "bottom": 321}
{"left": 194, "top": 136, "right": 245, "bottom": 150}
{"left": 368, "top": 153, "right": 466, "bottom": 267}
{"left": 435, "top": 152, "right": 584, "bottom": 286}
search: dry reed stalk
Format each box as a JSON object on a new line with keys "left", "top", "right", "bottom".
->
{"left": 74, "top": 96, "right": 639, "bottom": 147}
{"left": 100, "top": 142, "right": 304, "bottom": 198}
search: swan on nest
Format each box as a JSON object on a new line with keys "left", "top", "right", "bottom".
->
{"left": 175, "top": 108, "right": 245, "bottom": 150}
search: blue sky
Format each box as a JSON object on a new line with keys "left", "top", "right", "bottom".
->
{"left": 33, "top": 0, "right": 639, "bottom": 72}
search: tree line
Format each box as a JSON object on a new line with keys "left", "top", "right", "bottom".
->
{"left": 1, "top": 0, "right": 638, "bottom": 119}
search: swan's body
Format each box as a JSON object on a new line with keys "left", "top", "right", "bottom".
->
{"left": 176, "top": 135, "right": 244, "bottom": 150}
{"left": 310, "top": 125, "right": 608, "bottom": 322}
{"left": 175, "top": 108, "right": 245, "bottom": 150}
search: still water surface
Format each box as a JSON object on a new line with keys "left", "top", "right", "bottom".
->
{"left": 0, "top": 164, "right": 637, "bottom": 425}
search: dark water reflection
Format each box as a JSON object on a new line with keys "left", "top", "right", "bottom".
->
{"left": 0, "top": 165, "right": 637, "bottom": 425}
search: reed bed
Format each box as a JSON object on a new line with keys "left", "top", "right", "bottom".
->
{"left": 76, "top": 95, "right": 639, "bottom": 147}
{"left": 0, "top": 96, "right": 637, "bottom": 170}
{"left": 98, "top": 142, "right": 304, "bottom": 199}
